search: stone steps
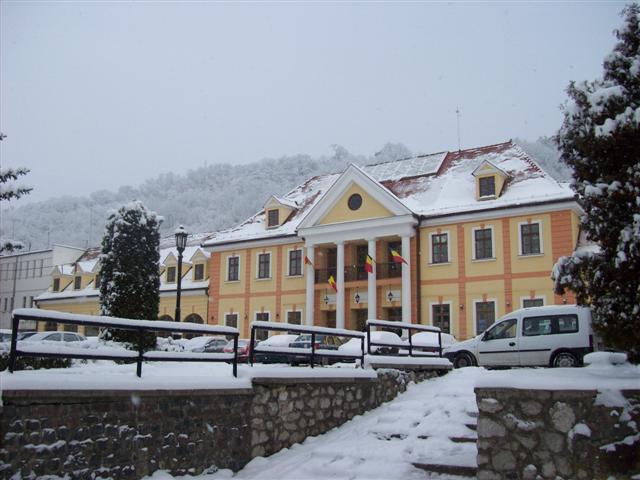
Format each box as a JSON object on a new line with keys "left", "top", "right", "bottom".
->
{"left": 412, "top": 462, "right": 477, "bottom": 477}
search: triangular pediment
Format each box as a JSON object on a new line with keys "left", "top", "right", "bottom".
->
{"left": 472, "top": 160, "right": 508, "bottom": 178}
{"left": 298, "top": 164, "right": 412, "bottom": 229}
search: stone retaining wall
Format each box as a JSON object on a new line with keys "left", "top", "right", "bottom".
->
{"left": 1, "top": 369, "right": 440, "bottom": 479}
{"left": 475, "top": 387, "right": 640, "bottom": 480}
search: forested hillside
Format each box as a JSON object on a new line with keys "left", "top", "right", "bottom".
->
{"left": 0, "top": 139, "right": 569, "bottom": 252}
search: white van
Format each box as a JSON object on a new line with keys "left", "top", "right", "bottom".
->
{"left": 443, "top": 305, "right": 598, "bottom": 368}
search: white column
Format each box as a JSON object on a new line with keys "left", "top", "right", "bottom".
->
{"left": 401, "top": 235, "right": 411, "bottom": 323}
{"left": 367, "top": 238, "right": 377, "bottom": 321}
{"left": 336, "top": 241, "right": 345, "bottom": 329}
{"left": 305, "top": 244, "right": 315, "bottom": 326}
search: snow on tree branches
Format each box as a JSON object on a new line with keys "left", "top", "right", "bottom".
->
{"left": 99, "top": 201, "right": 161, "bottom": 348}
{"left": 553, "top": 4, "right": 640, "bottom": 362}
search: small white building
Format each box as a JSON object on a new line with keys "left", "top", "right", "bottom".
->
{"left": 0, "top": 244, "right": 85, "bottom": 329}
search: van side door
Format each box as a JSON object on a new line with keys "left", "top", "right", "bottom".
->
{"left": 518, "top": 314, "right": 556, "bottom": 366}
{"left": 477, "top": 318, "right": 519, "bottom": 366}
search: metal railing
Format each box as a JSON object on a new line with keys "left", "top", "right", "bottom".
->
{"left": 366, "top": 319, "right": 443, "bottom": 357}
{"left": 7, "top": 308, "right": 240, "bottom": 377}
{"left": 375, "top": 262, "right": 402, "bottom": 279}
{"left": 250, "top": 321, "right": 366, "bottom": 368}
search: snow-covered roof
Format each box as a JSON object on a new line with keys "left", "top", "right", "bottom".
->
{"left": 76, "top": 259, "right": 99, "bottom": 274}
{"left": 363, "top": 152, "right": 446, "bottom": 181}
{"left": 203, "top": 141, "right": 576, "bottom": 247}
{"left": 269, "top": 195, "right": 299, "bottom": 209}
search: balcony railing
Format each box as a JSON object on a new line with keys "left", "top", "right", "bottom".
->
{"left": 314, "top": 262, "right": 402, "bottom": 284}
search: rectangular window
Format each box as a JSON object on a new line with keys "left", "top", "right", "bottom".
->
{"left": 39, "top": 259, "right": 44, "bottom": 277}
{"left": 22, "top": 296, "right": 26, "bottom": 308}
{"left": 53, "top": 278, "right": 60, "bottom": 292}
{"left": 287, "top": 311, "right": 302, "bottom": 325}
{"left": 17, "top": 262, "right": 22, "bottom": 279}
{"left": 29, "top": 296, "right": 34, "bottom": 308}
{"left": 44, "top": 321, "right": 57, "bottom": 331}
{"left": 227, "top": 256, "right": 239, "bottom": 281}
{"left": 3, "top": 298, "right": 7, "bottom": 311}
{"left": 520, "top": 223, "right": 541, "bottom": 255}
{"left": 289, "top": 249, "right": 302, "bottom": 276}
{"left": 63, "top": 324, "right": 78, "bottom": 333}
{"left": 257, "top": 253, "right": 271, "bottom": 279}
{"left": 85, "top": 325, "right": 100, "bottom": 336}
{"left": 166, "top": 266, "right": 176, "bottom": 283}
{"left": 267, "top": 209, "right": 279, "bottom": 227}
{"left": 95, "top": 275, "right": 101, "bottom": 289}
{"left": 74, "top": 276, "right": 82, "bottom": 290}
{"left": 255, "top": 312, "right": 270, "bottom": 340}
{"left": 479, "top": 176, "right": 496, "bottom": 197}
{"left": 475, "top": 301, "right": 495, "bottom": 334}
{"left": 432, "top": 304, "right": 451, "bottom": 333}
{"left": 523, "top": 298, "right": 544, "bottom": 308}
{"left": 557, "top": 315, "right": 579, "bottom": 334}
{"left": 194, "top": 263, "right": 205, "bottom": 281}
{"left": 474, "top": 228, "right": 493, "bottom": 259}
{"left": 431, "top": 233, "right": 449, "bottom": 264}
{"left": 225, "top": 313, "right": 238, "bottom": 329}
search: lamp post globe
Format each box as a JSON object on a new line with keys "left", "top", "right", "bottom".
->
{"left": 174, "top": 225, "right": 188, "bottom": 322}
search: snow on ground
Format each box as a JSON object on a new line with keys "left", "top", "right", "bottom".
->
{"left": 146, "top": 367, "right": 487, "bottom": 480}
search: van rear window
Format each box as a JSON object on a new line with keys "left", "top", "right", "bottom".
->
{"left": 523, "top": 314, "right": 579, "bottom": 336}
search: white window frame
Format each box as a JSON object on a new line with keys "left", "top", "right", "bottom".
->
{"left": 429, "top": 301, "right": 454, "bottom": 336}
{"left": 287, "top": 248, "right": 304, "bottom": 277}
{"left": 224, "top": 312, "right": 239, "bottom": 329}
{"left": 429, "top": 231, "right": 451, "bottom": 265}
{"left": 254, "top": 311, "right": 271, "bottom": 322}
{"left": 520, "top": 295, "right": 546, "bottom": 309}
{"left": 255, "top": 251, "right": 272, "bottom": 280}
{"left": 472, "top": 298, "right": 498, "bottom": 336}
{"left": 226, "top": 254, "right": 241, "bottom": 283}
{"left": 518, "top": 220, "right": 544, "bottom": 256}
{"left": 471, "top": 225, "right": 495, "bottom": 261}
{"left": 285, "top": 309, "right": 303, "bottom": 325}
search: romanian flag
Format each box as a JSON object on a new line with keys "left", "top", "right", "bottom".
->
{"left": 328, "top": 275, "right": 338, "bottom": 292}
{"left": 365, "top": 254, "right": 375, "bottom": 274}
{"left": 390, "top": 249, "right": 408, "bottom": 265}
{"left": 304, "top": 255, "right": 314, "bottom": 268}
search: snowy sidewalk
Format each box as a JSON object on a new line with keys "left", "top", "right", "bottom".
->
{"left": 149, "top": 367, "right": 487, "bottom": 480}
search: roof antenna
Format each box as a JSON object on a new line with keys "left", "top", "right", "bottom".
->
{"left": 456, "top": 106, "right": 462, "bottom": 152}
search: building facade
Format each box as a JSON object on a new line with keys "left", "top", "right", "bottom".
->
{"left": 35, "top": 242, "right": 212, "bottom": 335}
{"left": 204, "top": 141, "right": 580, "bottom": 340}
{"left": 0, "top": 244, "right": 85, "bottom": 329}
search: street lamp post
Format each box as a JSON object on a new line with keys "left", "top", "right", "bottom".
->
{"left": 174, "top": 225, "right": 188, "bottom": 323}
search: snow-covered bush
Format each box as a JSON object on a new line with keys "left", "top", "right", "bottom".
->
{"left": 99, "top": 201, "right": 161, "bottom": 350}
{"left": 553, "top": 5, "right": 640, "bottom": 363}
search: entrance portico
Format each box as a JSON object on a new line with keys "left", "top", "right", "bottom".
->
{"left": 297, "top": 164, "right": 418, "bottom": 329}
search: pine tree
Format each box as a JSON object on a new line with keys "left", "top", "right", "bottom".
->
{"left": 99, "top": 201, "right": 161, "bottom": 348}
{"left": 553, "top": 5, "right": 640, "bottom": 362}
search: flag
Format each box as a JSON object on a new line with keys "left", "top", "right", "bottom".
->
{"left": 390, "top": 249, "right": 408, "bottom": 265}
{"left": 328, "top": 275, "right": 337, "bottom": 292}
{"left": 365, "top": 254, "right": 375, "bottom": 274}
{"left": 304, "top": 255, "right": 313, "bottom": 268}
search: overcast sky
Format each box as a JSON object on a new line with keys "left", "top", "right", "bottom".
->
{"left": 0, "top": 1, "right": 627, "bottom": 203}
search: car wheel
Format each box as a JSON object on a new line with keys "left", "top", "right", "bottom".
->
{"left": 552, "top": 352, "right": 579, "bottom": 368}
{"left": 454, "top": 352, "right": 475, "bottom": 369}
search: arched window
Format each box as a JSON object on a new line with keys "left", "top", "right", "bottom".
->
{"left": 157, "top": 314, "right": 174, "bottom": 337}
{"left": 184, "top": 313, "right": 204, "bottom": 324}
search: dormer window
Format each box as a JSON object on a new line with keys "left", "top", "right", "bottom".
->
{"left": 267, "top": 209, "right": 279, "bottom": 228}
{"left": 53, "top": 278, "right": 60, "bottom": 292}
{"left": 194, "top": 263, "right": 205, "bottom": 281}
{"left": 167, "top": 266, "right": 176, "bottom": 283}
{"left": 74, "top": 276, "right": 82, "bottom": 290}
{"left": 479, "top": 176, "right": 496, "bottom": 198}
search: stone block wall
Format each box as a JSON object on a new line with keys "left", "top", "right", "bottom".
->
{"left": 1, "top": 368, "right": 439, "bottom": 479}
{"left": 475, "top": 387, "right": 640, "bottom": 480}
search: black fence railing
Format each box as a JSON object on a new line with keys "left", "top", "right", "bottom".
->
{"left": 366, "top": 319, "right": 443, "bottom": 357}
{"left": 8, "top": 308, "right": 240, "bottom": 377}
{"left": 250, "top": 321, "right": 366, "bottom": 368}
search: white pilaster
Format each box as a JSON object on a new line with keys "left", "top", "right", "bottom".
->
{"left": 305, "top": 245, "right": 315, "bottom": 326}
{"left": 336, "top": 242, "right": 345, "bottom": 329}
{"left": 367, "top": 238, "right": 377, "bottom": 321}
{"left": 401, "top": 235, "right": 411, "bottom": 323}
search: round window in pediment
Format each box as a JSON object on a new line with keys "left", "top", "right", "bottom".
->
{"left": 348, "top": 193, "right": 363, "bottom": 211}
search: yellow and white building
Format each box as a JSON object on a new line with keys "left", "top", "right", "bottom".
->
{"left": 203, "top": 141, "right": 580, "bottom": 340}
{"left": 35, "top": 242, "right": 212, "bottom": 335}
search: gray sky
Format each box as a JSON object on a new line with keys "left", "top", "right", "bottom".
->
{"left": 0, "top": 1, "right": 627, "bottom": 203}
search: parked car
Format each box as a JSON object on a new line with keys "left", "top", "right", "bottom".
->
{"left": 223, "top": 338, "right": 259, "bottom": 362}
{"left": 339, "top": 331, "right": 404, "bottom": 356}
{"left": 289, "top": 334, "right": 343, "bottom": 366}
{"left": 443, "top": 305, "right": 597, "bottom": 368}
{"left": 0, "top": 329, "right": 13, "bottom": 342}
{"left": 21, "top": 331, "right": 87, "bottom": 343}
{"left": 253, "top": 334, "right": 299, "bottom": 364}
{"left": 17, "top": 331, "right": 38, "bottom": 341}
{"left": 189, "top": 336, "right": 229, "bottom": 353}
{"left": 401, "top": 331, "right": 457, "bottom": 355}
